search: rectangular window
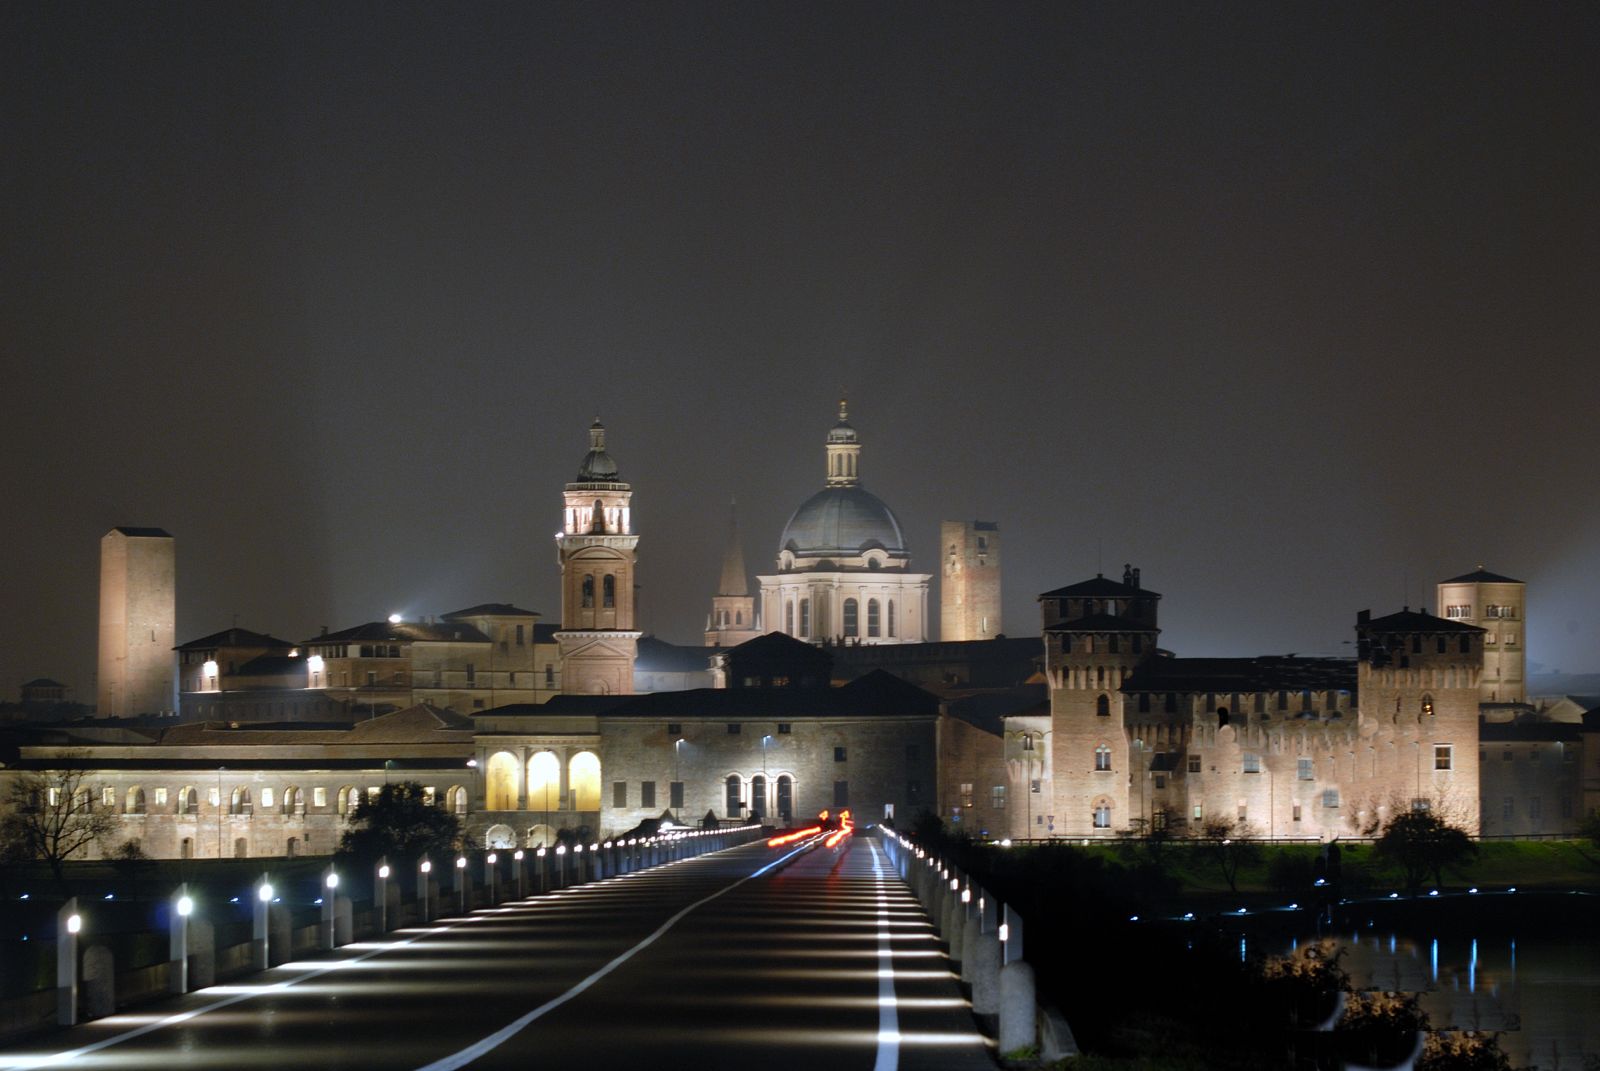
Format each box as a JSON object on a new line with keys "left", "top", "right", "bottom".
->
{"left": 1192, "top": 804, "right": 1204, "bottom": 820}
{"left": 465, "top": 664, "right": 476, "bottom": 684}
{"left": 833, "top": 780, "right": 849, "bottom": 807}
{"left": 1433, "top": 744, "right": 1453, "bottom": 771}
{"left": 102, "top": 787, "right": 114, "bottom": 807}
{"left": 313, "top": 787, "right": 327, "bottom": 808}
{"left": 1153, "top": 775, "right": 1166, "bottom": 790}
{"left": 515, "top": 624, "right": 525, "bottom": 645}
{"left": 991, "top": 786, "right": 1006, "bottom": 809}
{"left": 727, "top": 723, "right": 741, "bottom": 734}
{"left": 1237, "top": 802, "right": 1247, "bottom": 821}
{"left": 1188, "top": 754, "right": 1202, "bottom": 774}
{"left": 1504, "top": 632, "right": 1516, "bottom": 646}
{"left": 834, "top": 746, "right": 847, "bottom": 763}
{"left": 260, "top": 788, "right": 274, "bottom": 809}
{"left": 670, "top": 781, "right": 684, "bottom": 808}
{"left": 545, "top": 664, "right": 554, "bottom": 685}
{"left": 1030, "top": 779, "right": 1041, "bottom": 793}
{"left": 154, "top": 787, "right": 168, "bottom": 807}
{"left": 960, "top": 782, "right": 974, "bottom": 808}
{"left": 1322, "top": 789, "right": 1340, "bottom": 808}
{"left": 1292, "top": 802, "right": 1302, "bottom": 822}
{"left": 1242, "top": 753, "right": 1261, "bottom": 774}
{"left": 777, "top": 723, "right": 791, "bottom": 734}
{"left": 1445, "top": 604, "right": 1471, "bottom": 619}
{"left": 1297, "top": 757, "right": 1314, "bottom": 781}
{"left": 613, "top": 781, "right": 627, "bottom": 808}
{"left": 667, "top": 723, "right": 681, "bottom": 735}
{"left": 1502, "top": 796, "right": 1514, "bottom": 820}
{"left": 640, "top": 781, "right": 656, "bottom": 808}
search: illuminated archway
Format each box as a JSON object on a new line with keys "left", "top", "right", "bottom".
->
{"left": 525, "top": 824, "right": 556, "bottom": 848}
{"left": 570, "top": 751, "right": 601, "bottom": 811}
{"left": 527, "top": 752, "right": 560, "bottom": 815}
{"left": 484, "top": 823, "right": 516, "bottom": 849}
{"left": 486, "top": 751, "right": 520, "bottom": 810}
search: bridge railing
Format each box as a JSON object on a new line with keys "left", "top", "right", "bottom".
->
{"left": 876, "top": 828, "right": 1076, "bottom": 1063}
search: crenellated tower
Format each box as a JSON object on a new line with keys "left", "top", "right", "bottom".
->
{"left": 1039, "top": 565, "right": 1161, "bottom": 836}
{"left": 554, "top": 421, "right": 640, "bottom": 695}
{"left": 1354, "top": 608, "right": 1483, "bottom": 832}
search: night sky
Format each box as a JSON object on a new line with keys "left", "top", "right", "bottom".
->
{"left": 4, "top": 3, "right": 1597, "bottom": 701}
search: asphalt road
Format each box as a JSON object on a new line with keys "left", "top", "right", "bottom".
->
{"left": 0, "top": 832, "right": 995, "bottom": 1070}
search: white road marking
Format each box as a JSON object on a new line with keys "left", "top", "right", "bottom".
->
{"left": 868, "top": 839, "right": 901, "bottom": 1071}
{"left": 412, "top": 838, "right": 820, "bottom": 1071}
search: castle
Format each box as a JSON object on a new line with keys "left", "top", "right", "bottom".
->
{"left": 2, "top": 407, "right": 1593, "bottom": 861}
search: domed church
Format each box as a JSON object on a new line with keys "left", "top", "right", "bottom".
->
{"left": 757, "top": 402, "right": 931, "bottom": 644}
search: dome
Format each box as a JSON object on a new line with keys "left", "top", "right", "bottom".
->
{"left": 576, "top": 421, "right": 620, "bottom": 482}
{"left": 780, "top": 486, "right": 908, "bottom": 563}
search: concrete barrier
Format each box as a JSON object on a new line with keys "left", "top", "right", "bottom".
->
{"left": 1039, "top": 1003, "right": 1079, "bottom": 1062}
{"left": 188, "top": 918, "right": 215, "bottom": 990}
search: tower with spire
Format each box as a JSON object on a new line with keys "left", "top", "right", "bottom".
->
{"left": 705, "top": 498, "right": 762, "bottom": 646}
{"left": 554, "top": 420, "right": 641, "bottom": 695}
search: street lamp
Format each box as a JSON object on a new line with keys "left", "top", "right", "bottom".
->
{"left": 760, "top": 735, "right": 772, "bottom": 821}
{"left": 216, "top": 766, "right": 226, "bottom": 859}
{"left": 674, "top": 738, "right": 685, "bottom": 819}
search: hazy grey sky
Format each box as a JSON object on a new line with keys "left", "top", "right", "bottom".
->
{"left": 4, "top": 3, "right": 1597, "bottom": 700}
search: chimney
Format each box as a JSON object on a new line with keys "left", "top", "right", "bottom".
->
{"left": 1356, "top": 609, "right": 1370, "bottom": 626}
{"left": 1132, "top": 567, "right": 1141, "bottom": 590}
{"left": 320, "top": 625, "right": 328, "bottom": 636}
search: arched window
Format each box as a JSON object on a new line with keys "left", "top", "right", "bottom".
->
{"left": 286, "top": 837, "right": 299, "bottom": 858}
{"left": 527, "top": 752, "right": 560, "bottom": 813}
{"left": 887, "top": 600, "right": 896, "bottom": 637}
{"left": 230, "top": 787, "right": 252, "bottom": 816}
{"left": 603, "top": 574, "right": 616, "bottom": 608}
{"left": 590, "top": 499, "right": 605, "bottom": 533}
{"left": 486, "top": 751, "right": 520, "bottom": 810}
{"left": 785, "top": 601, "right": 795, "bottom": 634}
{"left": 582, "top": 575, "right": 595, "bottom": 608}
{"left": 843, "top": 599, "right": 859, "bottom": 638}
{"left": 180, "top": 837, "right": 193, "bottom": 859}
{"left": 867, "top": 599, "right": 881, "bottom": 637}
{"left": 179, "top": 786, "right": 198, "bottom": 814}
{"left": 337, "top": 785, "right": 356, "bottom": 816}
{"left": 570, "top": 751, "right": 602, "bottom": 810}
{"left": 735, "top": 610, "right": 742, "bottom": 625}
{"left": 750, "top": 774, "right": 767, "bottom": 818}
{"left": 799, "top": 598, "right": 810, "bottom": 637}
{"left": 125, "top": 786, "right": 146, "bottom": 815}
{"left": 1095, "top": 745, "right": 1112, "bottom": 771}
{"left": 1092, "top": 801, "right": 1112, "bottom": 829}
{"left": 449, "top": 786, "right": 468, "bottom": 815}
{"left": 1096, "top": 694, "right": 1110, "bottom": 717}
{"left": 283, "top": 786, "right": 302, "bottom": 815}
{"left": 725, "top": 775, "right": 743, "bottom": 817}
{"left": 776, "top": 775, "right": 794, "bottom": 818}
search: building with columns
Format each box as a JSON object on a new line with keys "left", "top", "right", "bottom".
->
{"left": 758, "top": 403, "right": 930, "bottom": 646}
{"left": 555, "top": 421, "right": 642, "bottom": 696}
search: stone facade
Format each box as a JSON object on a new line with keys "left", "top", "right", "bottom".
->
{"left": 97, "top": 527, "right": 176, "bottom": 717}
{"left": 1010, "top": 567, "right": 1486, "bottom": 841}
{"left": 940, "top": 521, "right": 1001, "bottom": 641}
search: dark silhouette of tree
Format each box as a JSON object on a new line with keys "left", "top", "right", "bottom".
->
{"left": 1197, "top": 817, "right": 1261, "bottom": 895}
{"left": 1373, "top": 807, "right": 1476, "bottom": 896}
{"left": 0, "top": 757, "right": 117, "bottom": 891}
{"left": 336, "top": 782, "right": 461, "bottom": 864}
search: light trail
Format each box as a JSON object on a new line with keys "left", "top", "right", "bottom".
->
{"left": 767, "top": 825, "right": 822, "bottom": 847}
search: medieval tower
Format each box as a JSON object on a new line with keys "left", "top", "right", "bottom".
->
{"left": 97, "top": 526, "right": 176, "bottom": 716}
{"left": 554, "top": 421, "right": 640, "bottom": 695}
{"left": 941, "top": 520, "right": 1001, "bottom": 641}
{"left": 1436, "top": 567, "right": 1526, "bottom": 703}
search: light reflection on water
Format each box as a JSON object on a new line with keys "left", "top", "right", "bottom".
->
{"left": 1293, "top": 932, "right": 1600, "bottom": 1070}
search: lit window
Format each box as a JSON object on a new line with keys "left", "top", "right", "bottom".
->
{"left": 991, "top": 785, "right": 1006, "bottom": 809}
{"left": 1022, "top": 734, "right": 1035, "bottom": 752}
{"left": 960, "top": 783, "right": 974, "bottom": 808}
{"left": 1093, "top": 803, "right": 1111, "bottom": 829}
{"left": 1094, "top": 745, "right": 1111, "bottom": 772}
{"left": 313, "top": 786, "right": 327, "bottom": 808}
{"left": 1434, "top": 744, "right": 1453, "bottom": 771}
{"left": 1187, "top": 754, "right": 1202, "bottom": 774}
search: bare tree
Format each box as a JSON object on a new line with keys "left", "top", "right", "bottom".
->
{"left": 0, "top": 758, "right": 118, "bottom": 891}
{"left": 1196, "top": 817, "right": 1261, "bottom": 895}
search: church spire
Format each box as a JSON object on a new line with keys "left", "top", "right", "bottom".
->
{"left": 718, "top": 497, "right": 748, "bottom": 597}
{"left": 825, "top": 398, "right": 861, "bottom": 487}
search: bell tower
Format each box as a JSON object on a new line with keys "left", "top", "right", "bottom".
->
{"left": 554, "top": 421, "right": 640, "bottom": 695}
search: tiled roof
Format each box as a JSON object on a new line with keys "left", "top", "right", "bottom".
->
{"left": 442, "top": 604, "right": 540, "bottom": 619}
{"left": 305, "top": 621, "right": 491, "bottom": 645}
{"left": 1361, "top": 609, "right": 1483, "bottom": 633}
{"left": 1038, "top": 575, "right": 1160, "bottom": 599}
{"left": 177, "top": 628, "right": 297, "bottom": 651}
{"left": 109, "top": 526, "right": 170, "bottom": 538}
{"left": 1441, "top": 568, "right": 1522, "bottom": 584}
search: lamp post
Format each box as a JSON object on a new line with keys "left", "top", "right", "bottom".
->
{"left": 513, "top": 849, "right": 525, "bottom": 899}
{"left": 375, "top": 858, "right": 390, "bottom": 933}
{"left": 760, "top": 735, "right": 771, "bottom": 821}
{"left": 417, "top": 857, "right": 433, "bottom": 922}
{"left": 253, "top": 875, "right": 272, "bottom": 970}
{"left": 170, "top": 884, "right": 193, "bottom": 994}
{"left": 320, "top": 866, "right": 339, "bottom": 950}
{"left": 674, "top": 738, "right": 684, "bottom": 820}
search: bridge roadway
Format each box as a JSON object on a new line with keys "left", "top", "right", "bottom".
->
{"left": 1, "top": 833, "right": 996, "bottom": 1070}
